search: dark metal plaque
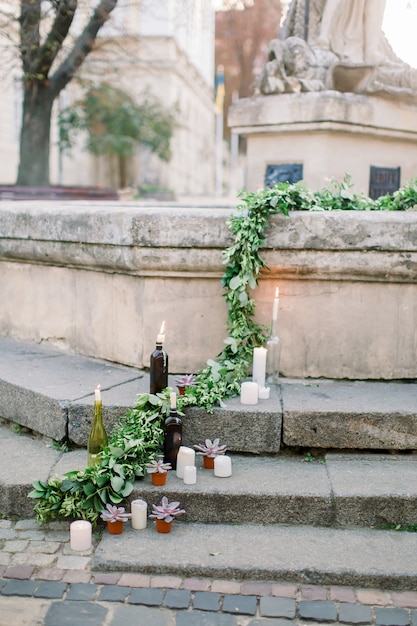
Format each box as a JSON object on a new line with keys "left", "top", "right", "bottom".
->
{"left": 265, "top": 164, "right": 303, "bottom": 188}
{"left": 369, "top": 166, "right": 401, "bottom": 199}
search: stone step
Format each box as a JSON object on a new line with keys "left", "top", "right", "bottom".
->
{"left": 92, "top": 521, "right": 417, "bottom": 590}
{"left": 2, "top": 428, "right": 417, "bottom": 530}
{"left": 1, "top": 337, "right": 417, "bottom": 452}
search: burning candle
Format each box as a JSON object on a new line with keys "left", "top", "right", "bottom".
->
{"left": 214, "top": 455, "right": 232, "bottom": 477}
{"left": 252, "top": 347, "right": 267, "bottom": 389}
{"left": 157, "top": 321, "right": 166, "bottom": 344}
{"left": 183, "top": 465, "right": 197, "bottom": 484}
{"left": 240, "top": 381, "right": 259, "bottom": 405}
{"left": 272, "top": 287, "right": 279, "bottom": 322}
{"left": 94, "top": 385, "right": 101, "bottom": 403}
{"left": 131, "top": 499, "right": 147, "bottom": 530}
{"left": 70, "top": 520, "right": 92, "bottom": 551}
{"left": 176, "top": 446, "right": 195, "bottom": 479}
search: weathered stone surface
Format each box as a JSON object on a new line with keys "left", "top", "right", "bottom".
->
{"left": 2, "top": 204, "right": 417, "bottom": 378}
{"left": 282, "top": 380, "right": 417, "bottom": 449}
{"left": 0, "top": 427, "right": 61, "bottom": 517}
{"left": 182, "top": 388, "right": 282, "bottom": 454}
{"left": 129, "top": 454, "right": 332, "bottom": 526}
{"left": 326, "top": 453, "right": 417, "bottom": 527}
{"left": 92, "top": 522, "right": 417, "bottom": 589}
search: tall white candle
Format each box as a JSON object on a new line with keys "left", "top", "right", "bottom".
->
{"left": 70, "top": 520, "right": 92, "bottom": 551}
{"left": 272, "top": 287, "right": 279, "bottom": 322}
{"left": 176, "top": 446, "right": 195, "bottom": 479}
{"left": 131, "top": 499, "right": 147, "bottom": 530}
{"left": 94, "top": 385, "right": 101, "bottom": 403}
{"left": 240, "top": 381, "right": 259, "bottom": 405}
{"left": 252, "top": 347, "right": 267, "bottom": 389}
{"left": 183, "top": 465, "right": 197, "bottom": 484}
{"left": 214, "top": 455, "right": 232, "bottom": 477}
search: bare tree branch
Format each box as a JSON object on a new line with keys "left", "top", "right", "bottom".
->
{"left": 50, "top": 0, "right": 117, "bottom": 95}
{"left": 34, "top": 0, "right": 77, "bottom": 77}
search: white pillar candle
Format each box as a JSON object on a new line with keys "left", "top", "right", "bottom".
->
{"left": 259, "top": 386, "right": 270, "bottom": 400}
{"left": 131, "top": 499, "right": 147, "bottom": 530}
{"left": 214, "top": 455, "right": 232, "bottom": 477}
{"left": 252, "top": 347, "right": 267, "bottom": 389}
{"left": 183, "top": 465, "right": 197, "bottom": 484}
{"left": 176, "top": 446, "right": 195, "bottom": 479}
{"left": 70, "top": 520, "right": 92, "bottom": 551}
{"left": 240, "top": 381, "right": 259, "bottom": 405}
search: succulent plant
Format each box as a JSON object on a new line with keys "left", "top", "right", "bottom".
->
{"left": 175, "top": 374, "right": 197, "bottom": 387}
{"left": 149, "top": 496, "right": 186, "bottom": 523}
{"left": 146, "top": 459, "right": 172, "bottom": 474}
{"left": 193, "top": 438, "right": 227, "bottom": 458}
{"left": 100, "top": 503, "right": 131, "bottom": 523}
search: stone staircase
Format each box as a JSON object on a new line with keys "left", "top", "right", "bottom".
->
{"left": 1, "top": 336, "right": 417, "bottom": 589}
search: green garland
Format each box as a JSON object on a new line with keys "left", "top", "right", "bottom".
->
{"left": 29, "top": 177, "right": 417, "bottom": 524}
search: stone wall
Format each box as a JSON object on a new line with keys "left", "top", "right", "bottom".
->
{"left": 0, "top": 201, "right": 416, "bottom": 379}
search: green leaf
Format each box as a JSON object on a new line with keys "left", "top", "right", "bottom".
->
{"left": 110, "top": 475, "right": 125, "bottom": 493}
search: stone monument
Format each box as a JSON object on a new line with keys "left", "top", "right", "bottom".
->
{"left": 228, "top": 0, "right": 417, "bottom": 195}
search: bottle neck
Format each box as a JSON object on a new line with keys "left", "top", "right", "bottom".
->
{"left": 270, "top": 317, "right": 279, "bottom": 338}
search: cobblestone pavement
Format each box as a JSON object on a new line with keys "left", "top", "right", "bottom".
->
{"left": 1, "top": 519, "right": 417, "bottom": 626}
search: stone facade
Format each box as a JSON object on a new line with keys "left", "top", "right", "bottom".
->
{"left": 1, "top": 203, "right": 416, "bottom": 380}
{"left": 228, "top": 91, "right": 417, "bottom": 195}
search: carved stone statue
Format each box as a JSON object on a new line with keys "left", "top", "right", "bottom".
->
{"left": 258, "top": 0, "right": 417, "bottom": 100}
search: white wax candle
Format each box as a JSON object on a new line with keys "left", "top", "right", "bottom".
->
{"left": 131, "top": 499, "right": 147, "bottom": 530}
{"left": 170, "top": 392, "right": 177, "bottom": 410}
{"left": 157, "top": 320, "right": 166, "bottom": 343}
{"left": 70, "top": 520, "right": 92, "bottom": 551}
{"left": 272, "top": 287, "right": 279, "bottom": 322}
{"left": 94, "top": 385, "right": 101, "bottom": 402}
{"left": 259, "top": 386, "right": 270, "bottom": 400}
{"left": 183, "top": 465, "right": 197, "bottom": 484}
{"left": 252, "top": 347, "right": 267, "bottom": 389}
{"left": 176, "top": 446, "right": 195, "bottom": 479}
{"left": 214, "top": 455, "right": 232, "bottom": 477}
{"left": 240, "top": 381, "right": 259, "bottom": 405}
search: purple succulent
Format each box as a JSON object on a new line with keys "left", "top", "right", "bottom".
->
{"left": 193, "top": 438, "right": 227, "bottom": 458}
{"left": 100, "top": 503, "right": 131, "bottom": 523}
{"left": 149, "top": 496, "right": 186, "bottom": 523}
{"left": 175, "top": 374, "right": 197, "bottom": 387}
{"left": 146, "top": 459, "right": 172, "bottom": 474}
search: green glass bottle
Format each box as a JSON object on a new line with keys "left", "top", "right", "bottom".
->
{"left": 88, "top": 386, "right": 108, "bottom": 467}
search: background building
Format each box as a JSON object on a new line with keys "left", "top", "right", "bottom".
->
{"left": 0, "top": 0, "right": 216, "bottom": 196}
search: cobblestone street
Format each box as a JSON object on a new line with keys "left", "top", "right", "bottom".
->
{"left": 1, "top": 519, "right": 417, "bottom": 625}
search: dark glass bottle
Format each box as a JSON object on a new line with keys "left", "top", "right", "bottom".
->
{"left": 164, "top": 392, "right": 182, "bottom": 470}
{"left": 88, "top": 387, "right": 108, "bottom": 467}
{"left": 150, "top": 323, "right": 168, "bottom": 394}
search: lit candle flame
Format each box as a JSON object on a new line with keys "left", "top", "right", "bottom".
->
{"left": 159, "top": 321, "right": 165, "bottom": 335}
{"left": 275, "top": 287, "right": 279, "bottom": 298}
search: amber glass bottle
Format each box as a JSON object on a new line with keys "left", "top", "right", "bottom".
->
{"left": 88, "top": 387, "right": 108, "bottom": 467}
{"left": 164, "top": 392, "right": 182, "bottom": 470}
{"left": 150, "top": 322, "right": 168, "bottom": 394}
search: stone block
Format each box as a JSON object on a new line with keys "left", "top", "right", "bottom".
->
{"left": 282, "top": 381, "right": 417, "bottom": 449}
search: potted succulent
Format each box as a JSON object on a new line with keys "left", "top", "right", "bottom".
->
{"left": 100, "top": 504, "right": 131, "bottom": 535}
{"left": 146, "top": 459, "right": 172, "bottom": 486}
{"left": 194, "top": 438, "right": 228, "bottom": 469}
{"left": 175, "top": 374, "right": 196, "bottom": 396}
{"left": 149, "top": 496, "right": 186, "bottom": 533}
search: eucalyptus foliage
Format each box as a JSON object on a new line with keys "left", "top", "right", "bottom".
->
{"left": 29, "top": 176, "right": 417, "bottom": 523}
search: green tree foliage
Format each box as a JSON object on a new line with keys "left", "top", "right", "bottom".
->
{"left": 59, "top": 83, "right": 176, "bottom": 187}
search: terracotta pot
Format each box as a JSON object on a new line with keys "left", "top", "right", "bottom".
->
{"left": 177, "top": 386, "right": 186, "bottom": 396}
{"left": 156, "top": 518, "right": 172, "bottom": 533}
{"left": 151, "top": 471, "right": 168, "bottom": 486}
{"left": 107, "top": 520, "right": 124, "bottom": 535}
{"left": 203, "top": 456, "right": 215, "bottom": 470}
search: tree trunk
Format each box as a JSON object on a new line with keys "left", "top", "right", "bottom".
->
{"left": 16, "top": 82, "right": 55, "bottom": 187}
